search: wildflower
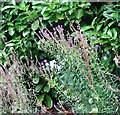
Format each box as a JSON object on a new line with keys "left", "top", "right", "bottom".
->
{"left": 103, "top": 56, "right": 107, "bottom": 60}
{"left": 91, "top": 46, "right": 95, "bottom": 50}
{"left": 93, "top": 35, "right": 97, "bottom": 39}
{"left": 44, "top": 59, "right": 47, "bottom": 63}
{"left": 106, "top": 51, "right": 110, "bottom": 55}
{"left": 95, "top": 45, "right": 99, "bottom": 48}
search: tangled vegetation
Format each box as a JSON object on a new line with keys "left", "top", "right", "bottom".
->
{"left": 0, "top": 0, "right": 120, "bottom": 114}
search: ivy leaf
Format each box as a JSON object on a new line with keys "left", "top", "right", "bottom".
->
{"left": 31, "top": 20, "right": 39, "bottom": 31}
{"left": 45, "top": 95, "right": 53, "bottom": 109}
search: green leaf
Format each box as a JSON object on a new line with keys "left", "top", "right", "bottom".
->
{"left": 6, "top": 43, "right": 15, "bottom": 47}
{"left": 43, "top": 15, "right": 53, "bottom": 20}
{"left": 41, "top": 7, "right": 47, "bottom": 15}
{"left": 107, "top": 29, "right": 112, "bottom": 37}
{"left": 104, "top": 46, "right": 112, "bottom": 51}
{"left": 45, "top": 95, "right": 53, "bottom": 109}
{"left": 111, "top": 28, "right": 117, "bottom": 38}
{"left": 38, "top": 94, "right": 45, "bottom": 103}
{"left": 15, "top": 25, "right": 27, "bottom": 32}
{"left": 96, "top": 24, "right": 102, "bottom": 31}
{"left": 23, "top": 29, "right": 30, "bottom": 37}
{"left": 35, "top": 84, "right": 44, "bottom": 92}
{"left": 92, "top": 17, "right": 97, "bottom": 27}
{"left": 32, "top": 75, "right": 40, "bottom": 84}
{"left": 7, "top": 22, "right": 14, "bottom": 26}
{"left": 1, "top": 6, "right": 14, "bottom": 11}
{"left": 108, "top": 21, "right": 115, "bottom": 27}
{"left": 94, "top": 40, "right": 108, "bottom": 44}
{"left": 56, "top": 14, "right": 64, "bottom": 20}
{"left": 31, "top": 20, "right": 39, "bottom": 31}
{"left": 89, "top": 107, "right": 98, "bottom": 113}
{"left": 8, "top": 27, "right": 15, "bottom": 36}
{"left": 76, "top": 9, "right": 83, "bottom": 19}
{"left": 44, "top": 84, "right": 50, "bottom": 93}
{"left": 102, "top": 34, "right": 110, "bottom": 38}
{"left": 81, "top": 26, "right": 93, "bottom": 31}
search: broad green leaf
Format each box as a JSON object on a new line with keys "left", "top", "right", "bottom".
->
{"left": 45, "top": 95, "right": 53, "bottom": 109}
{"left": 8, "top": 27, "right": 15, "bottom": 36}
{"left": 68, "top": 9, "right": 74, "bottom": 15}
{"left": 7, "top": 22, "right": 14, "bottom": 26}
{"left": 15, "top": 25, "right": 26, "bottom": 32}
{"left": 92, "top": 17, "right": 97, "bottom": 27}
{"left": 56, "top": 14, "right": 64, "bottom": 20}
{"left": 94, "top": 40, "right": 108, "bottom": 44}
{"left": 43, "top": 15, "right": 53, "bottom": 20}
{"left": 35, "top": 84, "right": 44, "bottom": 92}
{"left": 41, "top": 7, "right": 47, "bottom": 15}
{"left": 76, "top": 9, "right": 83, "bottom": 19}
{"left": 104, "top": 46, "right": 112, "bottom": 51}
{"left": 57, "top": 7, "right": 68, "bottom": 12}
{"left": 31, "top": 20, "right": 39, "bottom": 31}
{"left": 111, "top": 28, "right": 117, "bottom": 38}
{"left": 38, "top": 94, "right": 45, "bottom": 103}
{"left": 96, "top": 24, "right": 102, "bottom": 31}
{"left": 102, "top": 34, "right": 110, "bottom": 38}
{"left": 103, "top": 26, "right": 109, "bottom": 34}
{"left": 6, "top": 43, "right": 15, "bottom": 47}
{"left": 23, "top": 29, "right": 30, "bottom": 37}
{"left": 107, "top": 29, "right": 112, "bottom": 37}
{"left": 1, "top": 6, "right": 14, "bottom": 11}
{"left": 44, "top": 84, "right": 50, "bottom": 93}
{"left": 81, "top": 26, "right": 93, "bottom": 31}
{"left": 108, "top": 21, "right": 115, "bottom": 27}
{"left": 89, "top": 107, "right": 98, "bottom": 113}
{"left": 43, "top": 11, "right": 51, "bottom": 17}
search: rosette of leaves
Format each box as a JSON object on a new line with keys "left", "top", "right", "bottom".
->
{"left": 32, "top": 73, "right": 57, "bottom": 109}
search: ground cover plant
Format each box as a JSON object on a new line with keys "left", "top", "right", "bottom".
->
{"left": 0, "top": 0, "right": 120, "bottom": 114}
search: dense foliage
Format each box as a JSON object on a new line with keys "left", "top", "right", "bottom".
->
{"left": 0, "top": 0, "right": 120, "bottom": 114}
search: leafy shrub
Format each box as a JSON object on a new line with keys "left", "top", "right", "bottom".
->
{"left": 81, "top": 2, "right": 120, "bottom": 74}
{"left": 0, "top": 51, "right": 36, "bottom": 113}
{"left": 38, "top": 24, "right": 120, "bottom": 113}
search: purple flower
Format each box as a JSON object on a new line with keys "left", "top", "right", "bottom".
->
{"left": 106, "top": 51, "right": 110, "bottom": 55}
{"left": 41, "top": 62, "right": 44, "bottom": 66}
{"left": 67, "top": 36, "right": 72, "bottom": 41}
{"left": 93, "top": 35, "right": 97, "bottom": 39}
{"left": 103, "top": 56, "right": 107, "bottom": 60}
{"left": 92, "top": 46, "right": 95, "bottom": 50}
{"left": 95, "top": 45, "right": 99, "bottom": 48}
{"left": 78, "top": 48, "right": 81, "bottom": 51}
{"left": 44, "top": 59, "right": 47, "bottom": 63}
